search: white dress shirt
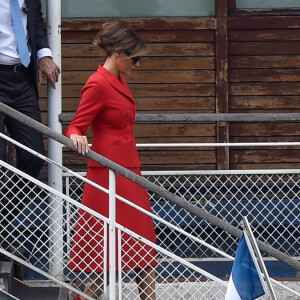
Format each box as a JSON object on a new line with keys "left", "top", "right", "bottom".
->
{"left": 0, "top": 0, "right": 52, "bottom": 65}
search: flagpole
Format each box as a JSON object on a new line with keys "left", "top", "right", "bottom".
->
{"left": 243, "top": 217, "right": 278, "bottom": 300}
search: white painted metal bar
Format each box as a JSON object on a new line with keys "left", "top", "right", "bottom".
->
{"left": 109, "top": 170, "right": 117, "bottom": 300}
{"left": 137, "top": 142, "right": 300, "bottom": 147}
{"left": 141, "top": 169, "right": 300, "bottom": 175}
{"left": 76, "top": 141, "right": 300, "bottom": 148}
{"left": 46, "top": 0, "right": 63, "bottom": 278}
{"left": 103, "top": 219, "right": 108, "bottom": 297}
{"left": 118, "top": 229, "right": 122, "bottom": 300}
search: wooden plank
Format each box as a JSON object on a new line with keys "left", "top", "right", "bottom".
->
{"left": 62, "top": 43, "right": 215, "bottom": 57}
{"left": 230, "top": 123, "right": 300, "bottom": 136}
{"left": 228, "top": 0, "right": 236, "bottom": 11}
{"left": 230, "top": 135, "right": 300, "bottom": 143}
{"left": 229, "top": 29, "right": 300, "bottom": 42}
{"left": 141, "top": 164, "right": 216, "bottom": 171}
{"left": 58, "top": 136, "right": 217, "bottom": 149}
{"left": 63, "top": 150, "right": 216, "bottom": 165}
{"left": 216, "top": 0, "right": 229, "bottom": 170}
{"left": 62, "top": 57, "right": 216, "bottom": 71}
{"left": 230, "top": 162, "right": 300, "bottom": 170}
{"left": 40, "top": 96, "right": 216, "bottom": 112}
{"left": 41, "top": 83, "right": 216, "bottom": 98}
{"left": 62, "top": 30, "right": 216, "bottom": 44}
{"left": 135, "top": 97, "right": 216, "bottom": 111}
{"left": 229, "top": 96, "right": 300, "bottom": 110}
{"left": 216, "top": 0, "right": 229, "bottom": 113}
{"left": 60, "top": 124, "right": 216, "bottom": 139}
{"left": 130, "top": 84, "right": 215, "bottom": 97}
{"left": 139, "top": 150, "right": 216, "bottom": 164}
{"left": 229, "top": 69, "right": 300, "bottom": 82}
{"left": 229, "top": 55, "right": 300, "bottom": 68}
{"left": 134, "top": 123, "right": 216, "bottom": 137}
{"left": 229, "top": 41, "right": 300, "bottom": 55}
{"left": 148, "top": 43, "right": 215, "bottom": 56}
{"left": 135, "top": 136, "right": 216, "bottom": 145}
{"left": 61, "top": 17, "right": 216, "bottom": 31}
{"left": 230, "top": 149, "right": 300, "bottom": 163}
{"left": 62, "top": 70, "right": 215, "bottom": 85}
{"left": 230, "top": 82, "right": 300, "bottom": 96}
{"left": 228, "top": 16, "right": 300, "bottom": 29}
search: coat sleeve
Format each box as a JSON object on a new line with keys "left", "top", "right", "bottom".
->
{"left": 34, "top": 0, "right": 49, "bottom": 51}
{"left": 65, "top": 78, "right": 106, "bottom": 137}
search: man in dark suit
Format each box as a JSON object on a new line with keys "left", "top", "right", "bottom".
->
{"left": 0, "top": 0, "right": 60, "bottom": 261}
{"left": 0, "top": 0, "right": 60, "bottom": 177}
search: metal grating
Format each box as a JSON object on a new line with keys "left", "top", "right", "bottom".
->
{"left": 64, "top": 171, "right": 300, "bottom": 260}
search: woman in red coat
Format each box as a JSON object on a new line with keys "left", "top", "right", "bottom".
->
{"left": 65, "top": 21, "right": 157, "bottom": 300}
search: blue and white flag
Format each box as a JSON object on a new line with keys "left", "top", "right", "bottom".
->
{"left": 225, "top": 233, "right": 266, "bottom": 300}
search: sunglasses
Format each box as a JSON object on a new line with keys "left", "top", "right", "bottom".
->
{"left": 125, "top": 50, "right": 142, "bottom": 64}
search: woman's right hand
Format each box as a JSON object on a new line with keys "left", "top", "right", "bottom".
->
{"left": 70, "top": 134, "right": 89, "bottom": 155}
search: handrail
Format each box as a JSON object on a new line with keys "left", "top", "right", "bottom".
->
{"left": 59, "top": 112, "right": 300, "bottom": 123}
{"left": 0, "top": 101, "right": 299, "bottom": 271}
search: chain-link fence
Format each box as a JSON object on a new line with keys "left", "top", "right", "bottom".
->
{"left": 66, "top": 170, "right": 300, "bottom": 261}
{"left": 1, "top": 160, "right": 230, "bottom": 300}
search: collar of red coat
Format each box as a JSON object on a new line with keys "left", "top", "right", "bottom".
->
{"left": 97, "top": 65, "right": 134, "bottom": 103}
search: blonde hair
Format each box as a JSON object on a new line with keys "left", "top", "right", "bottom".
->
{"left": 93, "top": 21, "right": 148, "bottom": 57}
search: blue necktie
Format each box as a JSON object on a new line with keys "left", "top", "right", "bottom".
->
{"left": 10, "top": 0, "right": 30, "bottom": 67}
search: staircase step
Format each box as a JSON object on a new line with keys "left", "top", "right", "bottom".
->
{"left": 0, "top": 261, "right": 14, "bottom": 293}
{"left": 11, "top": 284, "right": 69, "bottom": 300}
{"left": 0, "top": 289, "right": 20, "bottom": 300}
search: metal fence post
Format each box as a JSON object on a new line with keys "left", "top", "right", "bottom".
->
{"left": 109, "top": 170, "right": 117, "bottom": 299}
{"left": 46, "top": 0, "right": 63, "bottom": 278}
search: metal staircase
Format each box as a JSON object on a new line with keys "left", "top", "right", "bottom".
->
{"left": 0, "top": 262, "right": 67, "bottom": 300}
{"left": 0, "top": 103, "right": 300, "bottom": 299}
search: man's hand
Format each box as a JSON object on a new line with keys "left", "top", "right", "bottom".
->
{"left": 38, "top": 56, "right": 60, "bottom": 89}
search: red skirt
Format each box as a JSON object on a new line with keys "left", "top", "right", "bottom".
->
{"left": 69, "top": 167, "right": 157, "bottom": 272}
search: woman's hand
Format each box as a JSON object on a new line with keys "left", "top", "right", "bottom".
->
{"left": 70, "top": 134, "right": 89, "bottom": 155}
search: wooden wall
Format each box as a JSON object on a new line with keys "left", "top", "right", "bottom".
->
{"left": 38, "top": 5, "right": 300, "bottom": 175}
{"left": 228, "top": 14, "right": 300, "bottom": 169}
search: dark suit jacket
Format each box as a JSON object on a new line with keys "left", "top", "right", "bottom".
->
{"left": 25, "top": 0, "right": 50, "bottom": 94}
{"left": 65, "top": 66, "right": 141, "bottom": 168}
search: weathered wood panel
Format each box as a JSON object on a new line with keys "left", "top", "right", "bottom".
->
{"left": 229, "top": 56, "right": 300, "bottom": 68}
{"left": 229, "top": 42, "right": 300, "bottom": 55}
{"left": 38, "top": 14, "right": 300, "bottom": 176}
{"left": 229, "top": 29, "right": 300, "bottom": 41}
{"left": 61, "top": 57, "right": 216, "bottom": 71}
{"left": 228, "top": 14, "right": 300, "bottom": 169}
{"left": 62, "top": 70, "right": 215, "bottom": 84}
{"left": 229, "top": 96, "right": 300, "bottom": 112}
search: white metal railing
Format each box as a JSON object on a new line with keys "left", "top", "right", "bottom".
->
{"left": 0, "top": 108, "right": 299, "bottom": 299}
{"left": 2, "top": 157, "right": 300, "bottom": 299}
{"left": 0, "top": 131, "right": 233, "bottom": 299}
{"left": 0, "top": 159, "right": 229, "bottom": 299}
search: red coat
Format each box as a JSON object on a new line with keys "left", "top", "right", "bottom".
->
{"left": 65, "top": 65, "right": 141, "bottom": 168}
{"left": 66, "top": 66, "right": 157, "bottom": 272}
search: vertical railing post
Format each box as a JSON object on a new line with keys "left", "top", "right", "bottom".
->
{"left": 109, "top": 170, "right": 117, "bottom": 299}
{"left": 46, "top": 0, "right": 63, "bottom": 278}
